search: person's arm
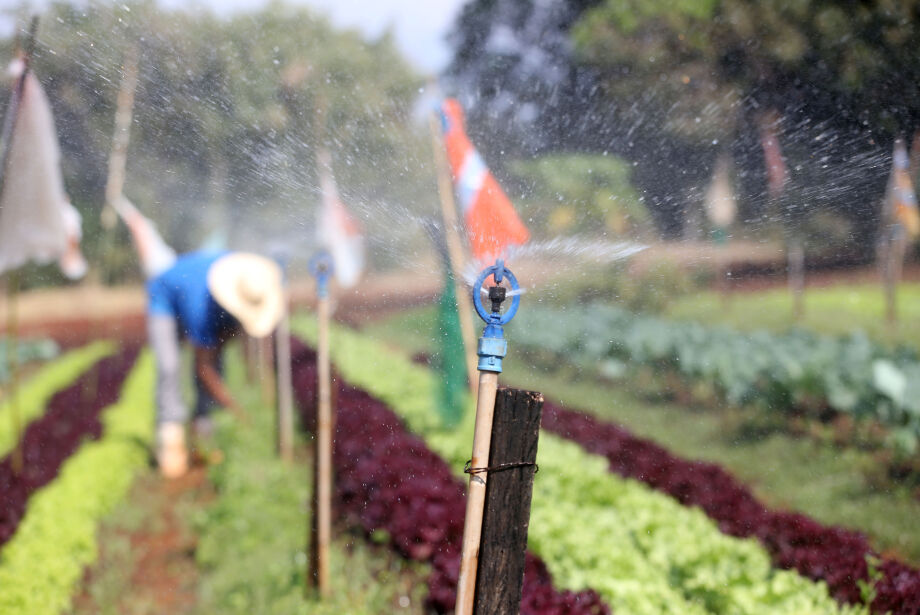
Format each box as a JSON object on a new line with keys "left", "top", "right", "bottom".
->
{"left": 194, "top": 345, "right": 244, "bottom": 419}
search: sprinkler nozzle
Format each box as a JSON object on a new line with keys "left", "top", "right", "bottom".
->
{"left": 472, "top": 259, "right": 521, "bottom": 373}
{"left": 489, "top": 286, "right": 506, "bottom": 313}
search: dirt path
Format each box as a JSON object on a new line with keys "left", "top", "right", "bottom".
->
{"left": 71, "top": 467, "right": 212, "bottom": 615}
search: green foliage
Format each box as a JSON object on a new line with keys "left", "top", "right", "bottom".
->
{"left": 0, "top": 337, "right": 59, "bottom": 383}
{"left": 511, "top": 304, "right": 920, "bottom": 453}
{"left": 667, "top": 283, "right": 920, "bottom": 355}
{"left": 540, "top": 260, "right": 696, "bottom": 314}
{"left": 195, "top": 347, "right": 427, "bottom": 614}
{"left": 293, "top": 316, "right": 862, "bottom": 615}
{"left": 364, "top": 304, "right": 920, "bottom": 562}
{"left": 509, "top": 153, "right": 650, "bottom": 237}
{"left": 0, "top": 340, "right": 114, "bottom": 458}
{"left": 0, "top": 351, "right": 154, "bottom": 615}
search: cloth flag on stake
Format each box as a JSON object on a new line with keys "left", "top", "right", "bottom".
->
{"left": 890, "top": 139, "right": 920, "bottom": 239}
{"left": 758, "top": 113, "right": 788, "bottom": 200}
{"left": 705, "top": 153, "right": 737, "bottom": 235}
{"left": 0, "top": 58, "right": 86, "bottom": 279}
{"left": 316, "top": 148, "right": 364, "bottom": 288}
{"left": 439, "top": 98, "right": 529, "bottom": 263}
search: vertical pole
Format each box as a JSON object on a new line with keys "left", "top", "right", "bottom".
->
{"left": 98, "top": 45, "right": 139, "bottom": 285}
{"left": 455, "top": 370, "right": 499, "bottom": 615}
{"left": 6, "top": 271, "right": 22, "bottom": 475}
{"left": 101, "top": 45, "right": 139, "bottom": 229}
{"left": 429, "top": 113, "right": 479, "bottom": 392}
{"left": 258, "top": 335, "right": 276, "bottom": 408}
{"left": 473, "top": 388, "right": 543, "bottom": 615}
{"left": 275, "top": 304, "right": 294, "bottom": 463}
{"left": 788, "top": 237, "right": 805, "bottom": 321}
{"left": 310, "top": 294, "right": 332, "bottom": 597}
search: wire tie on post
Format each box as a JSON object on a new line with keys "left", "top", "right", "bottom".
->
{"left": 463, "top": 459, "right": 539, "bottom": 476}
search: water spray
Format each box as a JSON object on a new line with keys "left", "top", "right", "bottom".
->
{"left": 455, "top": 258, "right": 521, "bottom": 615}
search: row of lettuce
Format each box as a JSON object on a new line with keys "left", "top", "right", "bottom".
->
{"left": 511, "top": 304, "right": 920, "bottom": 455}
{"left": 0, "top": 344, "right": 153, "bottom": 614}
{"left": 294, "top": 318, "right": 886, "bottom": 615}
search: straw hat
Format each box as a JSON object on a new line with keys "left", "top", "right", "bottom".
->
{"left": 207, "top": 252, "right": 283, "bottom": 338}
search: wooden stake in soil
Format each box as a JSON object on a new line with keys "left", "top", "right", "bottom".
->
{"left": 6, "top": 271, "right": 22, "bottom": 475}
{"left": 455, "top": 369, "right": 499, "bottom": 615}
{"left": 275, "top": 303, "right": 295, "bottom": 463}
{"left": 456, "top": 262, "right": 523, "bottom": 615}
{"left": 473, "top": 387, "right": 543, "bottom": 615}
{"left": 258, "top": 334, "right": 276, "bottom": 408}
{"left": 308, "top": 253, "right": 334, "bottom": 598}
{"left": 429, "top": 113, "right": 479, "bottom": 393}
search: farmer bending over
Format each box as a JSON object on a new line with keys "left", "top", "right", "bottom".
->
{"left": 147, "top": 251, "right": 283, "bottom": 478}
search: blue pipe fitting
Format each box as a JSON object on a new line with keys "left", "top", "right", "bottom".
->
{"left": 472, "top": 259, "right": 521, "bottom": 373}
{"left": 309, "top": 250, "right": 334, "bottom": 299}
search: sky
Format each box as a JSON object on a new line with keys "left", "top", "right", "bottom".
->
{"left": 0, "top": 0, "right": 468, "bottom": 73}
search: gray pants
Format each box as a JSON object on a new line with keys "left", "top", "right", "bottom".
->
{"left": 148, "top": 315, "right": 222, "bottom": 425}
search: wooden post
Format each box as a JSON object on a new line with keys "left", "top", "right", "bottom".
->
{"left": 455, "top": 369, "right": 500, "bottom": 615}
{"left": 309, "top": 294, "right": 332, "bottom": 597}
{"left": 787, "top": 237, "right": 805, "bottom": 321}
{"left": 258, "top": 334, "right": 276, "bottom": 408}
{"left": 97, "top": 46, "right": 138, "bottom": 285}
{"left": 5, "top": 271, "right": 22, "bottom": 475}
{"left": 429, "top": 113, "right": 479, "bottom": 393}
{"left": 473, "top": 387, "right": 543, "bottom": 615}
{"left": 275, "top": 304, "right": 294, "bottom": 463}
{"left": 101, "top": 46, "right": 138, "bottom": 230}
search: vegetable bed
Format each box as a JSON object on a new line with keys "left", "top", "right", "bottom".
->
{"left": 289, "top": 338, "right": 608, "bottom": 614}
{"left": 512, "top": 304, "right": 920, "bottom": 455}
{"left": 0, "top": 345, "right": 133, "bottom": 546}
{"left": 540, "top": 401, "right": 920, "bottom": 613}
{"left": 292, "top": 319, "right": 866, "bottom": 615}
{"left": 0, "top": 350, "right": 154, "bottom": 615}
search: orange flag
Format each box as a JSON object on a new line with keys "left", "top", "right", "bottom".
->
{"left": 440, "top": 99, "right": 529, "bottom": 263}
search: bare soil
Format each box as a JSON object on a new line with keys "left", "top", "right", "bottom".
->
{"left": 71, "top": 467, "right": 212, "bottom": 615}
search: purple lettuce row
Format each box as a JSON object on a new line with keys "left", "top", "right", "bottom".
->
{"left": 289, "top": 338, "right": 608, "bottom": 615}
{"left": 0, "top": 348, "right": 138, "bottom": 547}
{"left": 540, "top": 400, "right": 920, "bottom": 614}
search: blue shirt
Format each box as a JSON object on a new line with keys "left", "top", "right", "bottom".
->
{"left": 147, "top": 251, "right": 236, "bottom": 347}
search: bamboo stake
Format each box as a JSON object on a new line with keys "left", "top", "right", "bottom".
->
{"left": 101, "top": 46, "right": 138, "bottom": 229}
{"left": 454, "top": 369, "right": 499, "bottom": 615}
{"left": 429, "top": 113, "right": 478, "bottom": 393}
{"left": 97, "top": 46, "right": 138, "bottom": 286}
{"left": 257, "top": 334, "right": 276, "bottom": 408}
{"left": 6, "top": 271, "right": 22, "bottom": 475}
{"left": 310, "top": 293, "right": 333, "bottom": 597}
{"left": 275, "top": 303, "right": 294, "bottom": 463}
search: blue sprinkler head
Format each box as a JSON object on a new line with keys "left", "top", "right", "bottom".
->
{"left": 308, "top": 250, "right": 334, "bottom": 299}
{"left": 472, "top": 259, "right": 521, "bottom": 373}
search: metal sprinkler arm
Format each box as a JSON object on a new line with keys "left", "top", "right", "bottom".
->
{"left": 472, "top": 259, "right": 521, "bottom": 373}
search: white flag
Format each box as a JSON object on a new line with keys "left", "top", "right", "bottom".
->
{"left": 0, "top": 60, "right": 84, "bottom": 276}
{"left": 317, "top": 149, "right": 364, "bottom": 288}
{"left": 705, "top": 153, "right": 737, "bottom": 229}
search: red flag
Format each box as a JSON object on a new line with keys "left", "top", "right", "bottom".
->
{"left": 440, "top": 99, "right": 529, "bottom": 263}
{"left": 316, "top": 149, "right": 364, "bottom": 288}
{"left": 758, "top": 113, "right": 788, "bottom": 200}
